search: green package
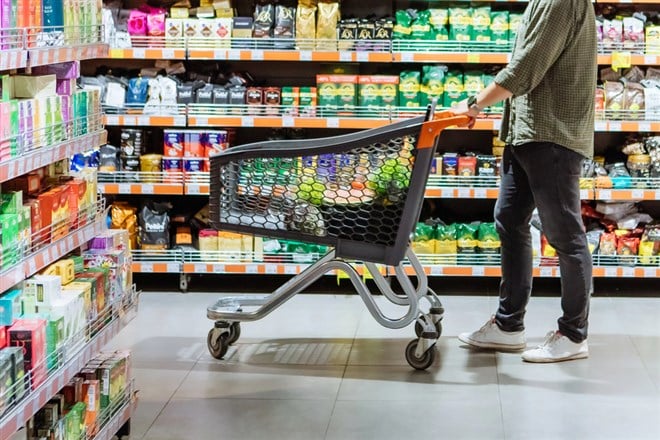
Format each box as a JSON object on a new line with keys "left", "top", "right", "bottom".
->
{"left": 9, "top": 100, "right": 19, "bottom": 157}
{"left": 46, "top": 317, "right": 65, "bottom": 371}
{"left": 359, "top": 80, "right": 381, "bottom": 111}
{"left": 442, "top": 70, "right": 465, "bottom": 109}
{"left": 411, "top": 10, "right": 433, "bottom": 40}
{"left": 456, "top": 222, "right": 479, "bottom": 256}
{"left": 464, "top": 71, "right": 484, "bottom": 96}
{"left": 491, "top": 11, "right": 509, "bottom": 44}
{"left": 414, "top": 223, "right": 435, "bottom": 242}
{"left": 449, "top": 7, "right": 472, "bottom": 42}
{"left": 399, "top": 71, "right": 421, "bottom": 108}
{"left": 429, "top": 9, "right": 449, "bottom": 28}
{"left": 421, "top": 65, "right": 448, "bottom": 107}
{"left": 509, "top": 14, "right": 523, "bottom": 42}
{"left": 436, "top": 223, "right": 457, "bottom": 241}
{"left": 0, "top": 214, "right": 19, "bottom": 267}
{"left": 478, "top": 222, "right": 501, "bottom": 263}
{"left": 472, "top": 6, "right": 491, "bottom": 42}
{"left": 393, "top": 10, "right": 413, "bottom": 40}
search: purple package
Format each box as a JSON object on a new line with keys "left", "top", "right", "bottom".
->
{"left": 60, "top": 95, "right": 72, "bottom": 138}
{"left": 89, "top": 235, "right": 114, "bottom": 250}
{"left": 32, "top": 62, "right": 80, "bottom": 80}
{"left": 202, "top": 130, "right": 228, "bottom": 155}
{"left": 56, "top": 79, "right": 76, "bottom": 96}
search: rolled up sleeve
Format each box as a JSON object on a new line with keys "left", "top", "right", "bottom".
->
{"left": 495, "top": 0, "right": 573, "bottom": 97}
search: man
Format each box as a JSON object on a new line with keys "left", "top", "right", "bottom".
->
{"left": 454, "top": 0, "right": 597, "bottom": 362}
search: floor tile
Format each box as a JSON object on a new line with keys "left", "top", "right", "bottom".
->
{"left": 325, "top": 399, "right": 504, "bottom": 440}
{"left": 142, "top": 398, "right": 335, "bottom": 440}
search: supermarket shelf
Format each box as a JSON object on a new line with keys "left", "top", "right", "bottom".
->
{"left": 103, "top": 107, "right": 187, "bottom": 127}
{"left": 98, "top": 172, "right": 186, "bottom": 195}
{"left": 108, "top": 36, "right": 186, "bottom": 60}
{"left": 28, "top": 43, "right": 108, "bottom": 67}
{"left": 131, "top": 250, "right": 183, "bottom": 273}
{"left": 0, "top": 29, "right": 28, "bottom": 70}
{"left": 411, "top": 265, "right": 660, "bottom": 278}
{"left": 0, "top": 287, "right": 139, "bottom": 439}
{"left": 0, "top": 130, "right": 106, "bottom": 182}
{"left": 594, "top": 187, "right": 660, "bottom": 201}
{"left": 93, "top": 382, "right": 138, "bottom": 440}
{"left": 0, "top": 202, "right": 105, "bottom": 290}
{"left": 0, "top": 50, "right": 28, "bottom": 71}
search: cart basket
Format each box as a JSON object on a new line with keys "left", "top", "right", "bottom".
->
{"left": 209, "top": 106, "right": 470, "bottom": 266}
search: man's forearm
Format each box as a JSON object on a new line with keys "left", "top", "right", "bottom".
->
{"left": 474, "top": 81, "right": 513, "bottom": 110}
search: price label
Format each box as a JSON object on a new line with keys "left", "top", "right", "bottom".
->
{"left": 162, "top": 49, "right": 176, "bottom": 59}
{"left": 27, "top": 258, "right": 37, "bottom": 276}
{"left": 339, "top": 51, "right": 352, "bottom": 62}
{"left": 431, "top": 266, "right": 443, "bottom": 276}
{"left": 45, "top": 149, "right": 54, "bottom": 164}
{"left": 141, "top": 262, "right": 154, "bottom": 273}
{"left": 66, "top": 236, "right": 74, "bottom": 250}
{"left": 595, "top": 121, "right": 607, "bottom": 131}
{"left": 241, "top": 117, "right": 254, "bottom": 127}
{"left": 357, "top": 51, "right": 369, "bottom": 62}
{"left": 194, "top": 117, "right": 209, "bottom": 127}
{"left": 474, "top": 188, "right": 487, "bottom": 199}
{"left": 251, "top": 50, "right": 264, "bottom": 61}
{"left": 213, "top": 264, "right": 226, "bottom": 273}
{"left": 124, "top": 116, "right": 137, "bottom": 126}
{"left": 166, "top": 263, "right": 179, "bottom": 272}
{"left": 282, "top": 116, "right": 294, "bottom": 127}
{"left": 655, "top": 190, "right": 660, "bottom": 201}
{"left": 17, "top": 159, "right": 25, "bottom": 176}
{"left": 299, "top": 51, "right": 312, "bottom": 61}
{"left": 132, "top": 48, "right": 146, "bottom": 59}
{"left": 245, "top": 264, "right": 258, "bottom": 274}
{"left": 622, "top": 267, "right": 634, "bottom": 278}
{"left": 187, "top": 184, "right": 200, "bottom": 195}
{"left": 599, "top": 189, "right": 612, "bottom": 200}
{"left": 265, "top": 264, "right": 278, "bottom": 274}
{"left": 611, "top": 51, "right": 632, "bottom": 71}
{"left": 605, "top": 267, "right": 617, "bottom": 277}
{"left": 644, "top": 267, "right": 657, "bottom": 278}
{"left": 194, "top": 263, "right": 207, "bottom": 273}
{"left": 457, "top": 188, "right": 471, "bottom": 199}
{"left": 227, "top": 50, "right": 240, "bottom": 59}
{"left": 118, "top": 183, "right": 130, "bottom": 194}
{"left": 473, "top": 266, "right": 485, "bottom": 276}
{"left": 400, "top": 52, "right": 414, "bottom": 62}
{"left": 491, "top": 119, "right": 502, "bottom": 130}
{"left": 25, "top": 156, "right": 33, "bottom": 171}
{"left": 580, "top": 190, "right": 589, "bottom": 200}
{"left": 644, "top": 55, "right": 657, "bottom": 65}
{"left": 326, "top": 118, "right": 340, "bottom": 128}
{"left": 285, "top": 265, "right": 298, "bottom": 274}
{"left": 639, "top": 122, "right": 651, "bottom": 132}
{"left": 467, "top": 53, "right": 480, "bottom": 63}
{"left": 540, "top": 267, "right": 553, "bottom": 277}
{"left": 137, "top": 116, "right": 151, "bottom": 126}
{"left": 441, "top": 188, "right": 454, "bottom": 198}
{"left": 141, "top": 184, "right": 154, "bottom": 194}
{"left": 609, "top": 122, "right": 621, "bottom": 132}
{"left": 631, "top": 189, "right": 644, "bottom": 200}
{"left": 104, "top": 115, "right": 118, "bottom": 126}
{"left": 6, "top": 163, "right": 16, "bottom": 180}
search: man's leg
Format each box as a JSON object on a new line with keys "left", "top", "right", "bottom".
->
{"left": 513, "top": 143, "right": 592, "bottom": 343}
{"left": 494, "top": 146, "right": 537, "bottom": 332}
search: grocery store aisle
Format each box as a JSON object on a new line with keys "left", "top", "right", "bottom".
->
{"left": 106, "top": 291, "right": 660, "bottom": 440}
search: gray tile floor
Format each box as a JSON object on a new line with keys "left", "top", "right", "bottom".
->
{"left": 106, "top": 292, "right": 660, "bottom": 440}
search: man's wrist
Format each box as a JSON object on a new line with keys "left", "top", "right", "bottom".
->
{"left": 467, "top": 94, "right": 483, "bottom": 114}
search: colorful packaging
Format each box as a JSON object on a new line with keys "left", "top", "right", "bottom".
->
{"left": 421, "top": 65, "right": 447, "bottom": 107}
{"left": 398, "top": 71, "right": 421, "bottom": 108}
{"left": 443, "top": 70, "right": 465, "bottom": 109}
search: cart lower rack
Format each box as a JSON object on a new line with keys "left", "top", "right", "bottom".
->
{"left": 207, "top": 106, "right": 470, "bottom": 369}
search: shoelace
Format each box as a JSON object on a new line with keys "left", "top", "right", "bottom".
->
{"left": 539, "top": 330, "right": 562, "bottom": 348}
{"left": 476, "top": 316, "right": 497, "bottom": 334}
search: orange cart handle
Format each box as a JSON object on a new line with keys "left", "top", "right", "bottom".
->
{"left": 417, "top": 112, "right": 473, "bottom": 149}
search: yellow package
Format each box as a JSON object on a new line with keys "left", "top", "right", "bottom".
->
{"left": 241, "top": 234, "right": 253, "bottom": 262}
{"left": 296, "top": 1, "right": 317, "bottom": 49}
{"left": 435, "top": 239, "right": 457, "bottom": 265}
{"left": 218, "top": 231, "right": 243, "bottom": 261}
{"left": 316, "top": 1, "right": 340, "bottom": 50}
{"left": 412, "top": 240, "right": 435, "bottom": 256}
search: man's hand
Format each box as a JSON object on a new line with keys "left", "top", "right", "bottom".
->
{"left": 453, "top": 99, "right": 479, "bottom": 128}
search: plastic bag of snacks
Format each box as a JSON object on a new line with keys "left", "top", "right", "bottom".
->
{"left": 412, "top": 222, "right": 436, "bottom": 255}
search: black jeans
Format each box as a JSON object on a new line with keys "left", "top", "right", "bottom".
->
{"left": 494, "top": 142, "right": 592, "bottom": 343}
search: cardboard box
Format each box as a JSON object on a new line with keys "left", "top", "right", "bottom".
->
{"left": 0, "top": 289, "right": 22, "bottom": 326}
{"left": 316, "top": 75, "right": 358, "bottom": 115}
{"left": 25, "top": 274, "right": 62, "bottom": 308}
{"left": 9, "top": 319, "right": 47, "bottom": 389}
{"left": 32, "top": 61, "right": 80, "bottom": 79}
{"left": 13, "top": 75, "right": 57, "bottom": 99}
{"left": 62, "top": 281, "right": 92, "bottom": 323}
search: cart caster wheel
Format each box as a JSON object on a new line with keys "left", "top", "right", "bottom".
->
{"left": 227, "top": 322, "right": 241, "bottom": 345}
{"left": 414, "top": 319, "right": 442, "bottom": 338}
{"left": 207, "top": 328, "right": 229, "bottom": 359}
{"left": 405, "top": 339, "right": 436, "bottom": 370}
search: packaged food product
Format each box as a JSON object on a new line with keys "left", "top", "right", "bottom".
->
{"left": 477, "top": 222, "right": 500, "bottom": 263}
{"left": 456, "top": 223, "right": 479, "bottom": 259}
{"left": 599, "top": 232, "right": 618, "bottom": 256}
{"left": 458, "top": 155, "right": 477, "bottom": 177}
{"left": 99, "top": 145, "right": 119, "bottom": 172}
{"left": 411, "top": 10, "right": 433, "bottom": 40}
{"left": 434, "top": 223, "right": 457, "bottom": 265}
{"left": 472, "top": 6, "right": 491, "bottom": 41}
{"left": 477, "top": 155, "right": 497, "bottom": 176}
{"left": 421, "top": 65, "right": 447, "bottom": 107}
{"left": 163, "top": 130, "right": 184, "bottom": 157}
{"left": 442, "top": 153, "right": 458, "bottom": 175}
{"left": 138, "top": 201, "right": 171, "bottom": 250}
{"left": 316, "top": 1, "right": 340, "bottom": 49}
{"left": 491, "top": 11, "right": 509, "bottom": 44}
{"left": 111, "top": 202, "right": 138, "bottom": 249}
{"left": 398, "top": 71, "right": 421, "bottom": 108}
{"left": 449, "top": 6, "right": 472, "bottom": 42}
{"left": 296, "top": 1, "right": 317, "bottom": 49}
{"left": 253, "top": 3, "right": 275, "bottom": 38}
{"left": 443, "top": 70, "right": 464, "bottom": 109}
{"left": 412, "top": 222, "right": 435, "bottom": 255}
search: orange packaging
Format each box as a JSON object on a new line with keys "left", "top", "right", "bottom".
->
{"left": 82, "top": 380, "right": 100, "bottom": 436}
{"left": 37, "top": 190, "right": 57, "bottom": 244}
{"left": 184, "top": 131, "right": 205, "bottom": 157}
{"left": 25, "top": 199, "right": 42, "bottom": 246}
{"left": 67, "top": 179, "right": 88, "bottom": 227}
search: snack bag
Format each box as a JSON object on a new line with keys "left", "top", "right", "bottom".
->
{"left": 443, "top": 70, "right": 465, "bottom": 109}
{"left": 472, "top": 6, "right": 491, "bottom": 41}
{"left": 491, "top": 11, "right": 509, "bottom": 44}
{"left": 399, "top": 71, "right": 422, "bottom": 108}
{"left": 449, "top": 7, "right": 472, "bottom": 42}
{"left": 393, "top": 10, "right": 413, "bottom": 40}
{"left": 412, "top": 223, "right": 436, "bottom": 255}
{"left": 435, "top": 223, "right": 457, "bottom": 265}
{"left": 420, "top": 65, "right": 447, "bottom": 107}
{"left": 296, "top": 1, "right": 317, "bottom": 49}
{"left": 411, "top": 10, "right": 433, "bottom": 41}
{"left": 477, "top": 222, "right": 500, "bottom": 264}
{"left": 111, "top": 202, "right": 138, "bottom": 249}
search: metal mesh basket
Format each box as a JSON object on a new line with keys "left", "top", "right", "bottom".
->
{"left": 210, "top": 107, "right": 468, "bottom": 265}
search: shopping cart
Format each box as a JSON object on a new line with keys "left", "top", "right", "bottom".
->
{"left": 206, "top": 105, "right": 470, "bottom": 369}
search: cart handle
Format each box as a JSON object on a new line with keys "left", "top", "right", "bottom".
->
{"left": 417, "top": 112, "right": 473, "bottom": 149}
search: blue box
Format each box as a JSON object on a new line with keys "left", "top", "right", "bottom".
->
{"left": 0, "top": 289, "right": 22, "bottom": 326}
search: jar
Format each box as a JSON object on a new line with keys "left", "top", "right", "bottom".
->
{"left": 627, "top": 154, "right": 651, "bottom": 187}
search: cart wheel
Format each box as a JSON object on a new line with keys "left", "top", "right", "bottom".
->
{"left": 405, "top": 339, "right": 436, "bottom": 370}
{"left": 227, "top": 322, "right": 241, "bottom": 345}
{"left": 414, "top": 319, "right": 442, "bottom": 338}
{"left": 207, "top": 328, "right": 229, "bottom": 359}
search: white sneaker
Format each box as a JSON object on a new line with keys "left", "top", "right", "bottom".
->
{"left": 458, "top": 316, "right": 526, "bottom": 350}
{"left": 522, "top": 331, "right": 589, "bottom": 363}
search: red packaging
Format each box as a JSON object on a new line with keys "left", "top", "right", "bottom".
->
{"left": 458, "top": 156, "right": 477, "bottom": 176}
{"left": 67, "top": 179, "right": 88, "bottom": 228}
{"left": 184, "top": 131, "right": 205, "bottom": 157}
{"left": 599, "top": 232, "right": 618, "bottom": 255}
{"left": 52, "top": 185, "right": 71, "bottom": 240}
{"left": 25, "top": 199, "right": 42, "bottom": 248}
{"left": 0, "top": 326, "right": 7, "bottom": 349}
{"left": 9, "top": 319, "right": 47, "bottom": 389}
{"left": 617, "top": 236, "right": 640, "bottom": 256}
{"left": 37, "top": 190, "right": 57, "bottom": 244}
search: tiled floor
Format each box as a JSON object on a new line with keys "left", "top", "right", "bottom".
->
{"left": 106, "top": 292, "right": 660, "bottom": 440}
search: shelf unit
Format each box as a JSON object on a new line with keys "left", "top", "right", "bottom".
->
{"left": 0, "top": 287, "right": 139, "bottom": 439}
{"left": 96, "top": 1, "right": 659, "bottom": 284}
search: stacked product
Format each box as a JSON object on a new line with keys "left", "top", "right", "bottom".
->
{"left": 595, "top": 4, "right": 659, "bottom": 53}
{"left": 26, "top": 350, "right": 131, "bottom": 439}
{"left": 596, "top": 65, "right": 660, "bottom": 121}
{"left": 0, "top": 62, "right": 102, "bottom": 160}
{"left": 412, "top": 221, "right": 501, "bottom": 265}
{"left": 0, "top": 0, "right": 102, "bottom": 48}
